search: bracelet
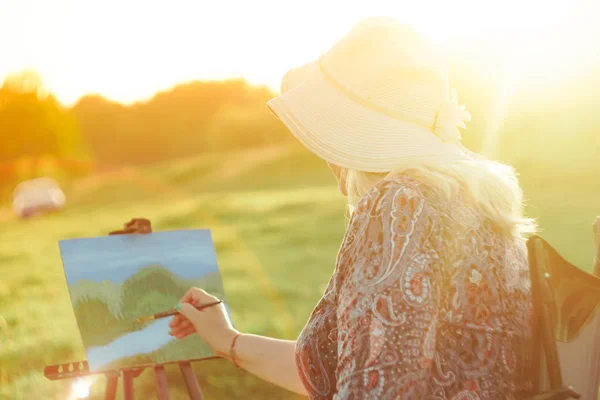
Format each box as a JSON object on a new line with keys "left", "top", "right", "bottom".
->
{"left": 230, "top": 333, "right": 242, "bottom": 369}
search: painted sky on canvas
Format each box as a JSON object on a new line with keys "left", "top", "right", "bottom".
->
{"left": 59, "top": 229, "right": 219, "bottom": 285}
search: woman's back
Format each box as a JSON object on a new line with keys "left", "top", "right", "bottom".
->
{"left": 297, "top": 175, "right": 534, "bottom": 399}
{"left": 431, "top": 177, "right": 534, "bottom": 398}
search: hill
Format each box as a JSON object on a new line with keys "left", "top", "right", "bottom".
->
{"left": 70, "top": 264, "right": 225, "bottom": 347}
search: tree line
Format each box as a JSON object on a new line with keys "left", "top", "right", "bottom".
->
{"left": 0, "top": 72, "right": 292, "bottom": 193}
{"left": 1, "top": 65, "right": 598, "bottom": 193}
{"left": 72, "top": 79, "right": 292, "bottom": 165}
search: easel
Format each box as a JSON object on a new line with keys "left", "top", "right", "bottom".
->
{"left": 48, "top": 219, "right": 220, "bottom": 398}
{"left": 44, "top": 358, "right": 215, "bottom": 399}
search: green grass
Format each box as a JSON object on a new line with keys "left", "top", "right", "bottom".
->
{"left": 0, "top": 144, "right": 598, "bottom": 399}
{"left": 0, "top": 145, "right": 347, "bottom": 400}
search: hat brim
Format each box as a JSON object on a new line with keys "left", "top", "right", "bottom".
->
{"left": 267, "top": 64, "right": 472, "bottom": 173}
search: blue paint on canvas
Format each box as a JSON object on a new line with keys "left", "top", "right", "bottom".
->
{"left": 60, "top": 230, "right": 218, "bottom": 285}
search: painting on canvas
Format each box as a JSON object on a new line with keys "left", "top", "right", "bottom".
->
{"left": 59, "top": 229, "right": 229, "bottom": 371}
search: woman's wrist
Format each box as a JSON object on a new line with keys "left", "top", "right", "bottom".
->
{"left": 214, "top": 328, "right": 241, "bottom": 360}
{"left": 229, "top": 332, "right": 243, "bottom": 368}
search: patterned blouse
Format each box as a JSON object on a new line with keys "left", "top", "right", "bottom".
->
{"left": 295, "top": 176, "right": 534, "bottom": 399}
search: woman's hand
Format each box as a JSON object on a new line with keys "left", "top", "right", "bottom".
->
{"left": 171, "top": 291, "right": 306, "bottom": 395}
{"left": 169, "top": 287, "right": 238, "bottom": 359}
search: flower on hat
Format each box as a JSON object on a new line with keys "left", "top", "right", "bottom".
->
{"left": 433, "top": 89, "right": 471, "bottom": 143}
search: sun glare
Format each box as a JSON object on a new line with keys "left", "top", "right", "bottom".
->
{"left": 0, "top": 0, "right": 596, "bottom": 106}
{"left": 70, "top": 378, "right": 91, "bottom": 400}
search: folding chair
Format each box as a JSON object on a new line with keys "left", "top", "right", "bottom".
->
{"left": 526, "top": 235, "right": 600, "bottom": 399}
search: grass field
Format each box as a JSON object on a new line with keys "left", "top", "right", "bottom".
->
{"left": 0, "top": 143, "right": 598, "bottom": 399}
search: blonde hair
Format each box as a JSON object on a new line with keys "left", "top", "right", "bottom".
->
{"left": 345, "top": 158, "right": 537, "bottom": 240}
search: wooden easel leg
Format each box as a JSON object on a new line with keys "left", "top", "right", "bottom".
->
{"left": 105, "top": 375, "right": 118, "bottom": 400}
{"left": 121, "top": 370, "right": 135, "bottom": 400}
{"left": 153, "top": 365, "right": 170, "bottom": 400}
{"left": 179, "top": 362, "right": 203, "bottom": 400}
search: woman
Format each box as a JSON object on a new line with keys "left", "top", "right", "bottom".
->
{"left": 168, "top": 17, "right": 537, "bottom": 399}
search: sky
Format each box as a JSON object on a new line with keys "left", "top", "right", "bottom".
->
{"left": 59, "top": 229, "right": 220, "bottom": 285}
{"left": 1, "top": 0, "right": 599, "bottom": 106}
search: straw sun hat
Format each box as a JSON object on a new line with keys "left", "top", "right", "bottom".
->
{"left": 266, "top": 17, "right": 476, "bottom": 173}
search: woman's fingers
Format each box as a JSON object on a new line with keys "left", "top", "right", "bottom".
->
{"left": 174, "top": 326, "right": 196, "bottom": 339}
{"left": 174, "top": 319, "right": 193, "bottom": 332}
{"left": 169, "top": 315, "right": 194, "bottom": 330}
{"left": 181, "top": 287, "right": 202, "bottom": 303}
{"left": 169, "top": 326, "right": 196, "bottom": 337}
{"left": 178, "top": 302, "right": 205, "bottom": 327}
{"left": 169, "top": 323, "right": 192, "bottom": 336}
{"left": 169, "top": 322, "right": 195, "bottom": 338}
{"left": 169, "top": 315, "right": 189, "bottom": 329}
{"left": 180, "top": 287, "right": 219, "bottom": 305}
{"left": 167, "top": 287, "right": 234, "bottom": 353}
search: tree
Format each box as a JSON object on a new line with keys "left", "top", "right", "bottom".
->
{"left": 72, "top": 79, "right": 292, "bottom": 164}
{"left": 0, "top": 70, "right": 86, "bottom": 190}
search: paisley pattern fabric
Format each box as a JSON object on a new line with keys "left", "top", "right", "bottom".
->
{"left": 296, "top": 176, "right": 535, "bottom": 399}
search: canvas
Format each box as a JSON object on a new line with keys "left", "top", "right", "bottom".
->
{"left": 58, "top": 229, "right": 230, "bottom": 372}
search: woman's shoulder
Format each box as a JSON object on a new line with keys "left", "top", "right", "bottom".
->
{"left": 363, "top": 174, "right": 439, "bottom": 203}
{"left": 353, "top": 174, "right": 437, "bottom": 218}
{"left": 359, "top": 175, "right": 423, "bottom": 198}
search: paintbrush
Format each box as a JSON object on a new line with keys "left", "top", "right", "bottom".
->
{"left": 135, "top": 299, "right": 224, "bottom": 323}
